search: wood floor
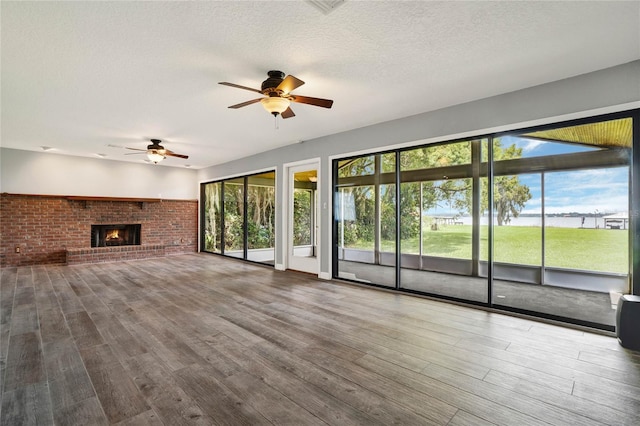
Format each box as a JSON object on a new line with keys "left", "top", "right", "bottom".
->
{"left": 1, "top": 254, "right": 640, "bottom": 425}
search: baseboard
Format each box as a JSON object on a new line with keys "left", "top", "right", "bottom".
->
{"left": 318, "top": 272, "right": 331, "bottom": 280}
{"left": 275, "top": 263, "right": 285, "bottom": 271}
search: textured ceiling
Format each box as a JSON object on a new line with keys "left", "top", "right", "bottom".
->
{"left": 2, "top": 1, "right": 639, "bottom": 169}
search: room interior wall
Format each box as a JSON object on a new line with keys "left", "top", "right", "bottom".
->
{"left": 0, "top": 148, "right": 198, "bottom": 200}
{"left": 197, "top": 60, "right": 640, "bottom": 277}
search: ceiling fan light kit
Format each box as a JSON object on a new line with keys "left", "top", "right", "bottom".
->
{"left": 147, "top": 149, "right": 166, "bottom": 164}
{"left": 261, "top": 96, "right": 291, "bottom": 116}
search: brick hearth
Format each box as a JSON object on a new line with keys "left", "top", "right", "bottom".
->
{"left": 0, "top": 194, "right": 197, "bottom": 267}
{"left": 66, "top": 244, "right": 166, "bottom": 265}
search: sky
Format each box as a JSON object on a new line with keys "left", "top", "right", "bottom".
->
{"left": 512, "top": 136, "right": 629, "bottom": 215}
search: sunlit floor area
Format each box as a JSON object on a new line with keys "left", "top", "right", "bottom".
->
{"left": 339, "top": 261, "right": 617, "bottom": 327}
{"left": 2, "top": 254, "right": 639, "bottom": 425}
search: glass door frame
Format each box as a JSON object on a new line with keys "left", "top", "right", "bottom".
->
{"left": 285, "top": 160, "right": 321, "bottom": 275}
{"left": 332, "top": 109, "right": 639, "bottom": 331}
{"left": 200, "top": 170, "right": 276, "bottom": 266}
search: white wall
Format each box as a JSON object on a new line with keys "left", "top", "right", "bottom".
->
{"left": 197, "top": 61, "right": 640, "bottom": 276}
{"left": 1, "top": 149, "right": 198, "bottom": 199}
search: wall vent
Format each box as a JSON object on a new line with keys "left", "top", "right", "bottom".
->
{"left": 306, "top": 0, "right": 346, "bottom": 15}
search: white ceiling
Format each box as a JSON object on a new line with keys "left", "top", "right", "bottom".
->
{"left": 2, "top": 1, "right": 639, "bottom": 169}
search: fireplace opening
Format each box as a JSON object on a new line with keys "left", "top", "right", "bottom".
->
{"left": 91, "top": 224, "right": 141, "bottom": 247}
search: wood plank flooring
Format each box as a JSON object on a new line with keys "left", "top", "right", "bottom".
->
{"left": 1, "top": 253, "right": 640, "bottom": 425}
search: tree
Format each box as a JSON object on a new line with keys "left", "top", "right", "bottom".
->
{"left": 493, "top": 175, "right": 531, "bottom": 225}
{"left": 247, "top": 185, "right": 275, "bottom": 249}
{"left": 203, "top": 182, "right": 221, "bottom": 252}
{"left": 337, "top": 156, "right": 376, "bottom": 245}
{"left": 293, "top": 189, "right": 312, "bottom": 246}
{"left": 223, "top": 182, "right": 244, "bottom": 251}
{"left": 336, "top": 140, "right": 533, "bottom": 251}
{"left": 203, "top": 178, "right": 276, "bottom": 253}
{"left": 484, "top": 140, "right": 532, "bottom": 226}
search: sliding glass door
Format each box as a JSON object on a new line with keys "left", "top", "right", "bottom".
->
{"left": 247, "top": 172, "right": 276, "bottom": 263}
{"left": 201, "top": 171, "right": 275, "bottom": 265}
{"left": 398, "top": 140, "right": 488, "bottom": 302}
{"left": 335, "top": 154, "right": 397, "bottom": 287}
{"left": 490, "top": 117, "right": 632, "bottom": 327}
{"left": 333, "top": 111, "right": 636, "bottom": 330}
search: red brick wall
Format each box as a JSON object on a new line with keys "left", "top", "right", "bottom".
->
{"left": 0, "top": 194, "right": 198, "bottom": 267}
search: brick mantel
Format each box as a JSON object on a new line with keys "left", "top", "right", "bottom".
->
{"left": 0, "top": 193, "right": 198, "bottom": 267}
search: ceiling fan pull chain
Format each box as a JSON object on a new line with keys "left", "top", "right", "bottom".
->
{"left": 274, "top": 114, "right": 279, "bottom": 130}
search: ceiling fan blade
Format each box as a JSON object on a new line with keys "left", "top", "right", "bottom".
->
{"left": 277, "top": 75, "right": 305, "bottom": 94}
{"left": 219, "top": 82, "right": 262, "bottom": 94}
{"left": 290, "top": 95, "right": 333, "bottom": 109}
{"left": 166, "top": 150, "right": 189, "bottom": 159}
{"left": 124, "top": 152, "right": 145, "bottom": 155}
{"left": 281, "top": 107, "right": 295, "bottom": 119}
{"left": 228, "top": 98, "right": 262, "bottom": 109}
{"left": 125, "top": 147, "right": 147, "bottom": 152}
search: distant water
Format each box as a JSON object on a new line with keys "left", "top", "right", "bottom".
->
{"left": 457, "top": 215, "right": 614, "bottom": 229}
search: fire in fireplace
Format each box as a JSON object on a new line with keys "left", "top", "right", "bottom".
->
{"left": 91, "top": 224, "right": 141, "bottom": 247}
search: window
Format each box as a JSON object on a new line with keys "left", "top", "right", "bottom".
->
{"left": 399, "top": 140, "right": 486, "bottom": 301}
{"left": 247, "top": 172, "right": 276, "bottom": 263}
{"left": 333, "top": 113, "right": 636, "bottom": 330}
{"left": 491, "top": 118, "right": 632, "bottom": 327}
{"left": 201, "top": 171, "right": 275, "bottom": 265}
{"left": 335, "top": 153, "right": 396, "bottom": 287}
{"left": 202, "top": 182, "right": 222, "bottom": 253}
{"left": 224, "top": 178, "right": 245, "bottom": 258}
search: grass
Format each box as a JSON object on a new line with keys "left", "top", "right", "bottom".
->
{"left": 348, "top": 225, "right": 629, "bottom": 274}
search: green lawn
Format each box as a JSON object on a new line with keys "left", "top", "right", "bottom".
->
{"left": 348, "top": 225, "right": 628, "bottom": 274}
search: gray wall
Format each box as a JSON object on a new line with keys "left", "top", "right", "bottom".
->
{"left": 198, "top": 60, "right": 640, "bottom": 276}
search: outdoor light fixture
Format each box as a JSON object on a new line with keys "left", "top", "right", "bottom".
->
{"left": 260, "top": 96, "right": 290, "bottom": 116}
{"left": 147, "top": 149, "right": 166, "bottom": 164}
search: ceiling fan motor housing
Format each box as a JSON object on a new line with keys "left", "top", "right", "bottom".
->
{"left": 261, "top": 70, "right": 285, "bottom": 93}
{"left": 148, "top": 139, "right": 164, "bottom": 149}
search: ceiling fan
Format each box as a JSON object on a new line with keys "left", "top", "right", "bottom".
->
{"left": 124, "top": 139, "right": 189, "bottom": 164}
{"left": 219, "top": 70, "right": 333, "bottom": 119}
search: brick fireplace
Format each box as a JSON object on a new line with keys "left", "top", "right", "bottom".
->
{"left": 0, "top": 194, "right": 198, "bottom": 267}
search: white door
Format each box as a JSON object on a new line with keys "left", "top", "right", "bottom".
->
{"left": 287, "top": 162, "right": 319, "bottom": 274}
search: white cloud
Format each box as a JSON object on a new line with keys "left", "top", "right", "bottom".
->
{"left": 542, "top": 194, "right": 628, "bottom": 214}
{"left": 519, "top": 167, "right": 629, "bottom": 214}
{"left": 520, "top": 139, "right": 544, "bottom": 153}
